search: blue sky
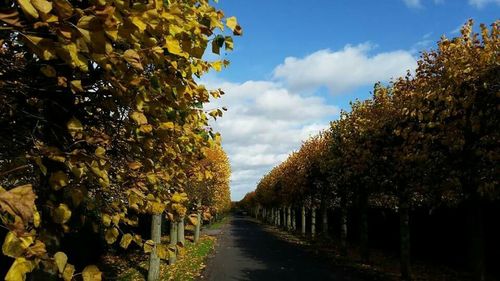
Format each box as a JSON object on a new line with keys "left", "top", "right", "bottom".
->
{"left": 204, "top": 0, "right": 499, "bottom": 200}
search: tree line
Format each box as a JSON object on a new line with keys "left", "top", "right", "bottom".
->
{"left": 0, "top": 0, "right": 238, "bottom": 280}
{"left": 240, "top": 20, "right": 498, "bottom": 281}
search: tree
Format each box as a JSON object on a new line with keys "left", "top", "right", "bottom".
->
{"left": 0, "top": 0, "right": 241, "bottom": 279}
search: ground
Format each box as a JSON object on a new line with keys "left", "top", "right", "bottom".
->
{"left": 200, "top": 215, "right": 370, "bottom": 281}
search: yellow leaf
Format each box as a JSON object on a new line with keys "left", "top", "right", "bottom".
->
{"left": 62, "top": 264, "right": 75, "bottom": 281}
{"left": 119, "top": 233, "right": 133, "bottom": 249}
{"left": 22, "top": 35, "right": 57, "bottom": 60}
{"left": 31, "top": 0, "right": 52, "bottom": 14}
{"left": 130, "top": 111, "right": 148, "bottom": 125}
{"left": 5, "top": 257, "right": 36, "bottom": 281}
{"left": 56, "top": 43, "right": 88, "bottom": 71}
{"left": 54, "top": 251, "right": 67, "bottom": 273}
{"left": 165, "top": 36, "right": 186, "bottom": 57}
{"left": 128, "top": 161, "right": 142, "bottom": 170}
{"left": 0, "top": 184, "right": 36, "bottom": 224}
{"left": 226, "top": 16, "right": 242, "bottom": 35}
{"left": 53, "top": 204, "right": 71, "bottom": 224}
{"left": 102, "top": 214, "right": 111, "bottom": 227}
{"left": 123, "top": 49, "right": 144, "bottom": 71}
{"left": 33, "top": 211, "right": 40, "bottom": 227}
{"left": 146, "top": 173, "right": 157, "bottom": 184}
{"left": 82, "top": 265, "right": 102, "bottom": 281}
{"left": 2, "top": 232, "right": 33, "bottom": 258}
{"left": 95, "top": 147, "right": 106, "bottom": 158}
{"left": 49, "top": 171, "right": 68, "bottom": 191}
{"left": 159, "top": 122, "right": 174, "bottom": 130}
{"left": 143, "top": 240, "right": 154, "bottom": 253}
{"left": 211, "top": 61, "right": 222, "bottom": 72}
{"left": 40, "top": 65, "right": 56, "bottom": 77}
{"left": 171, "top": 193, "right": 182, "bottom": 203}
{"left": 17, "top": 0, "right": 39, "bottom": 19}
{"left": 151, "top": 202, "right": 165, "bottom": 214}
{"left": 52, "top": 0, "right": 73, "bottom": 19}
{"left": 139, "top": 124, "right": 153, "bottom": 133}
{"left": 67, "top": 117, "right": 83, "bottom": 137}
{"left": 130, "top": 16, "right": 147, "bottom": 31}
{"left": 157, "top": 244, "right": 168, "bottom": 260}
{"left": 70, "top": 80, "right": 83, "bottom": 93}
{"left": 188, "top": 214, "right": 199, "bottom": 226}
{"left": 105, "top": 227, "right": 119, "bottom": 244}
{"left": 224, "top": 36, "right": 234, "bottom": 51}
{"left": 112, "top": 214, "right": 120, "bottom": 225}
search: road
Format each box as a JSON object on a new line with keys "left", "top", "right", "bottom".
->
{"left": 201, "top": 215, "right": 367, "bottom": 281}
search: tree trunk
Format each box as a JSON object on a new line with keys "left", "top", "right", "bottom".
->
{"left": 360, "top": 192, "right": 369, "bottom": 263}
{"left": 276, "top": 208, "right": 281, "bottom": 227}
{"left": 311, "top": 205, "right": 316, "bottom": 238}
{"left": 147, "top": 214, "right": 162, "bottom": 281}
{"left": 470, "top": 198, "right": 485, "bottom": 281}
{"left": 291, "top": 208, "right": 296, "bottom": 231}
{"left": 169, "top": 219, "right": 178, "bottom": 265}
{"left": 321, "top": 203, "right": 328, "bottom": 237}
{"left": 287, "top": 206, "right": 292, "bottom": 230}
{"left": 340, "top": 205, "right": 348, "bottom": 256}
{"left": 177, "top": 218, "right": 185, "bottom": 246}
{"left": 194, "top": 212, "right": 201, "bottom": 243}
{"left": 399, "top": 199, "right": 411, "bottom": 281}
{"left": 301, "top": 205, "right": 306, "bottom": 235}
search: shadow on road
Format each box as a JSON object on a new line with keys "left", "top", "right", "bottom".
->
{"left": 203, "top": 215, "right": 369, "bottom": 281}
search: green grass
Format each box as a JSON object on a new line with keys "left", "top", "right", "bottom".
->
{"left": 117, "top": 236, "right": 216, "bottom": 281}
{"left": 206, "top": 216, "right": 229, "bottom": 230}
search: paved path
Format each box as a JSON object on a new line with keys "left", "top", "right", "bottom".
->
{"left": 201, "top": 215, "right": 367, "bottom": 281}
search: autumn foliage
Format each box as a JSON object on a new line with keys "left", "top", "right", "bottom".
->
{"left": 242, "top": 20, "right": 499, "bottom": 281}
{"left": 0, "top": 0, "right": 238, "bottom": 279}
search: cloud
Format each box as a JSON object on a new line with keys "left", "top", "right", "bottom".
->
{"left": 403, "top": 0, "right": 422, "bottom": 8}
{"left": 404, "top": 0, "right": 499, "bottom": 8}
{"left": 468, "top": 0, "right": 500, "bottom": 7}
{"left": 204, "top": 43, "right": 418, "bottom": 200}
{"left": 204, "top": 79, "right": 339, "bottom": 200}
{"left": 273, "top": 43, "right": 416, "bottom": 94}
{"left": 410, "top": 32, "right": 434, "bottom": 54}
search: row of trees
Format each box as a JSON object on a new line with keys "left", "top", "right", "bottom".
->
{"left": 240, "top": 20, "right": 498, "bottom": 281}
{"left": 0, "top": 0, "right": 237, "bottom": 280}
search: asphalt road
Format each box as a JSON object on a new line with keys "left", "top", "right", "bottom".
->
{"left": 201, "top": 215, "right": 367, "bottom": 281}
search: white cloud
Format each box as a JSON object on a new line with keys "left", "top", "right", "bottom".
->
{"left": 404, "top": 0, "right": 422, "bottom": 8}
{"left": 204, "top": 79, "right": 338, "bottom": 200}
{"left": 468, "top": 0, "right": 500, "bottom": 7}
{"left": 273, "top": 43, "right": 416, "bottom": 94}
{"left": 204, "top": 43, "right": 418, "bottom": 200}
{"left": 405, "top": 0, "right": 499, "bottom": 8}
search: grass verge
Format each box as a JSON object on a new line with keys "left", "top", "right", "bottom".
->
{"left": 117, "top": 235, "right": 216, "bottom": 281}
{"left": 206, "top": 216, "right": 229, "bottom": 230}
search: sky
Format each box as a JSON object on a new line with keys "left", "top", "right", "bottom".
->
{"left": 203, "top": 0, "right": 499, "bottom": 201}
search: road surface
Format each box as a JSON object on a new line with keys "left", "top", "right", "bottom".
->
{"left": 201, "top": 215, "right": 368, "bottom": 281}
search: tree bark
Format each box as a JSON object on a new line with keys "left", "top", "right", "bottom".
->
{"left": 169, "top": 219, "right": 178, "bottom": 265}
{"left": 340, "top": 205, "right": 348, "bottom": 256}
{"left": 177, "top": 218, "right": 185, "bottom": 246}
{"left": 194, "top": 212, "right": 201, "bottom": 243}
{"left": 399, "top": 199, "right": 411, "bottom": 281}
{"left": 311, "top": 205, "right": 316, "bottom": 238}
{"left": 291, "top": 208, "right": 296, "bottom": 231}
{"left": 287, "top": 206, "right": 292, "bottom": 230}
{"left": 360, "top": 192, "right": 369, "bottom": 263}
{"left": 301, "top": 205, "right": 306, "bottom": 235}
{"left": 321, "top": 202, "right": 328, "bottom": 237}
{"left": 147, "top": 214, "right": 162, "bottom": 281}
